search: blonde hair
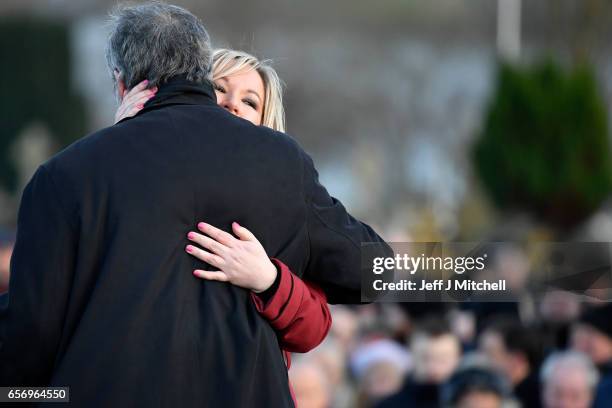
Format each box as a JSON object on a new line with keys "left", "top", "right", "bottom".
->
{"left": 212, "top": 48, "right": 286, "bottom": 132}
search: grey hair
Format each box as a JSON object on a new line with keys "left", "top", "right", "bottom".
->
{"left": 540, "top": 351, "right": 600, "bottom": 389}
{"left": 105, "top": 2, "right": 212, "bottom": 89}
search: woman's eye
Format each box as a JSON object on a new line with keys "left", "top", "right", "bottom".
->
{"left": 243, "top": 99, "right": 257, "bottom": 109}
{"left": 213, "top": 84, "right": 226, "bottom": 93}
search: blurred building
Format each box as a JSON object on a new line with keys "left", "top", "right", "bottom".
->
{"left": 2, "top": 0, "right": 612, "bottom": 239}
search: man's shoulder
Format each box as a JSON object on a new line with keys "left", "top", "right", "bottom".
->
{"left": 255, "top": 125, "right": 303, "bottom": 153}
{"left": 213, "top": 112, "right": 307, "bottom": 164}
{"left": 40, "top": 124, "right": 122, "bottom": 178}
{"left": 40, "top": 114, "right": 310, "bottom": 182}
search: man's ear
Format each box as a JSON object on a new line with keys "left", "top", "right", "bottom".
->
{"left": 114, "top": 70, "right": 127, "bottom": 101}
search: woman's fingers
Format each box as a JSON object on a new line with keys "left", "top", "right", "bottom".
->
{"left": 124, "top": 88, "right": 157, "bottom": 108}
{"left": 115, "top": 81, "right": 157, "bottom": 123}
{"left": 121, "top": 93, "right": 155, "bottom": 114}
{"left": 193, "top": 269, "right": 229, "bottom": 282}
{"left": 232, "top": 222, "right": 257, "bottom": 242}
{"left": 124, "top": 79, "right": 150, "bottom": 99}
{"left": 197, "top": 222, "right": 235, "bottom": 247}
{"left": 129, "top": 94, "right": 154, "bottom": 111}
{"left": 187, "top": 231, "right": 227, "bottom": 255}
{"left": 121, "top": 99, "right": 145, "bottom": 116}
{"left": 132, "top": 79, "right": 150, "bottom": 93}
{"left": 186, "top": 222, "right": 274, "bottom": 292}
{"left": 185, "top": 245, "right": 224, "bottom": 268}
{"left": 127, "top": 107, "right": 143, "bottom": 118}
{"left": 123, "top": 79, "right": 157, "bottom": 104}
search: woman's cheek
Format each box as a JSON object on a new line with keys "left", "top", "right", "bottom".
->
{"left": 244, "top": 111, "right": 260, "bottom": 126}
{"left": 252, "top": 111, "right": 263, "bottom": 126}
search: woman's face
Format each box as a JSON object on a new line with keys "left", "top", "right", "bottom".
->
{"left": 213, "top": 69, "right": 265, "bottom": 126}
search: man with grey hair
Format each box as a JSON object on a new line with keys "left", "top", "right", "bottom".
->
{"left": 541, "top": 351, "right": 599, "bottom": 408}
{"left": 106, "top": 2, "right": 212, "bottom": 94}
{"left": 0, "top": 2, "right": 389, "bottom": 407}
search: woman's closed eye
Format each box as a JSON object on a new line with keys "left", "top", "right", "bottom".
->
{"left": 243, "top": 98, "right": 258, "bottom": 110}
{"left": 213, "top": 83, "right": 226, "bottom": 93}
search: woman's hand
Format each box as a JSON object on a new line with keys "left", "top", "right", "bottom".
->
{"left": 185, "top": 222, "right": 277, "bottom": 293}
{"left": 114, "top": 79, "right": 158, "bottom": 124}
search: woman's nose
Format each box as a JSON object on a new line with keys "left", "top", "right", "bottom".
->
{"left": 222, "top": 96, "right": 240, "bottom": 114}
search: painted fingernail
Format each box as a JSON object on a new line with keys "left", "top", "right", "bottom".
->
{"left": 137, "top": 104, "right": 144, "bottom": 109}
{"left": 186, "top": 245, "right": 193, "bottom": 253}
{"left": 198, "top": 222, "right": 206, "bottom": 230}
{"left": 143, "top": 79, "right": 149, "bottom": 85}
{"left": 187, "top": 232, "right": 195, "bottom": 240}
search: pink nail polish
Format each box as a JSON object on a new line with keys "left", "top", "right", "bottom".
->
{"left": 143, "top": 79, "right": 149, "bottom": 85}
{"left": 186, "top": 245, "right": 193, "bottom": 253}
{"left": 187, "top": 232, "right": 195, "bottom": 239}
{"left": 198, "top": 222, "right": 205, "bottom": 230}
{"left": 136, "top": 104, "right": 143, "bottom": 109}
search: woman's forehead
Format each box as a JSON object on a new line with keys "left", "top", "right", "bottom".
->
{"left": 217, "top": 70, "right": 264, "bottom": 96}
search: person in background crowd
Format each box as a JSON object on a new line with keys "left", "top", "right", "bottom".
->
{"left": 289, "top": 356, "right": 332, "bottom": 408}
{"left": 310, "top": 338, "right": 355, "bottom": 408}
{"left": 571, "top": 303, "right": 612, "bottom": 407}
{"left": 0, "top": 230, "right": 14, "bottom": 293}
{"left": 328, "top": 305, "right": 360, "bottom": 353}
{"left": 350, "top": 338, "right": 411, "bottom": 407}
{"left": 480, "top": 318, "right": 543, "bottom": 407}
{"left": 537, "top": 290, "right": 581, "bottom": 350}
{"left": 441, "top": 365, "right": 514, "bottom": 408}
{"left": 540, "top": 351, "right": 599, "bottom": 408}
{"left": 375, "top": 317, "right": 462, "bottom": 408}
{"left": 357, "top": 360, "right": 406, "bottom": 408}
{"left": 448, "top": 308, "right": 478, "bottom": 351}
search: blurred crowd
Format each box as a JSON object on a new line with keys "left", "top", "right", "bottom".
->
{"left": 289, "top": 296, "right": 612, "bottom": 408}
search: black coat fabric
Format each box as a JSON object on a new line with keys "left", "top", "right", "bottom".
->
{"left": 375, "top": 379, "right": 440, "bottom": 408}
{"left": 0, "top": 78, "right": 389, "bottom": 407}
{"left": 514, "top": 373, "right": 541, "bottom": 408}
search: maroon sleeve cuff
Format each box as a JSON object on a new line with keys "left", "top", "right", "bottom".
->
{"left": 250, "top": 258, "right": 298, "bottom": 325}
{"left": 251, "top": 259, "right": 332, "bottom": 353}
{"left": 256, "top": 260, "right": 282, "bottom": 303}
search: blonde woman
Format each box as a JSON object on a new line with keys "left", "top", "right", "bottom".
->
{"left": 115, "top": 49, "right": 331, "bottom": 367}
{"left": 115, "top": 48, "right": 285, "bottom": 130}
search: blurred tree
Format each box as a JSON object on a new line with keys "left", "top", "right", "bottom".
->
{"left": 0, "top": 18, "right": 86, "bottom": 192}
{"left": 473, "top": 60, "right": 612, "bottom": 230}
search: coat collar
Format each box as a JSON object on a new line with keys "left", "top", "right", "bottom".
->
{"left": 123, "top": 75, "right": 218, "bottom": 121}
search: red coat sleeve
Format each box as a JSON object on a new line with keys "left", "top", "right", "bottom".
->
{"left": 250, "top": 258, "right": 332, "bottom": 353}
